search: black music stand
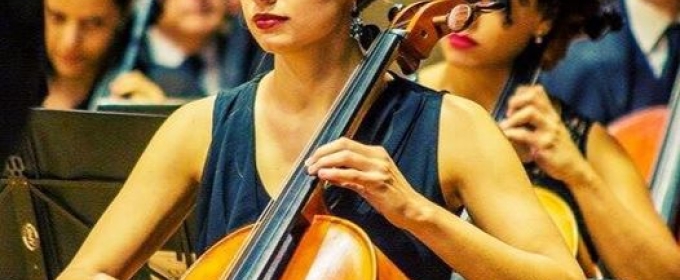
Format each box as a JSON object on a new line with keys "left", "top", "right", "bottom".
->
{"left": 1, "top": 109, "right": 196, "bottom": 280}
{"left": 95, "top": 98, "right": 189, "bottom": 116}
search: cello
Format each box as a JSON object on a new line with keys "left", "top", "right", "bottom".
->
{"left": 180, "top": 1, "right": 498, "bottom": 279}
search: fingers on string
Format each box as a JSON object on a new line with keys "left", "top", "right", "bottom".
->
{"left": 500, "top": 105, "right": 546, "bottom": 131}
{"left": 305, "top": 137, "right": 385, "bottom": 171}
{"left": 319, "top": 168, "right": 391, "bottom": 196}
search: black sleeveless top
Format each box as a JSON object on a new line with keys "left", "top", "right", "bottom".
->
{"left": 195, "top": 75, "right": 453, "bottom": 279}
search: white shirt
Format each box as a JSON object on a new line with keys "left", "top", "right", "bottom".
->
{"left": 147, "top": 27, "right": 221, "bottom": 95}
{"left": 626, "top": 0, "right": 680, "bottom": 77}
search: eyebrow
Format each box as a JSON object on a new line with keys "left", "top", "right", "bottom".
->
{"left": 45, "top": 6, "right": 62, "bottom": 16}
{"left": 44, "top": 6, "right": 109, "bottom": 23}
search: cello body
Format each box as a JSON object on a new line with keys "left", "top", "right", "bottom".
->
{"left": 181, "top": 215, "right": 408, "bottom": 280}
{"left": 533, "top": 188, "right": 578, "bottom": 255}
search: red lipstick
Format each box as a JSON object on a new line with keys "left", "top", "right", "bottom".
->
{"left": 447, "top": 33, "right": 478, "bottom": 50}
{"left": 253, "top": 13, "right": 289, "bottom": 30}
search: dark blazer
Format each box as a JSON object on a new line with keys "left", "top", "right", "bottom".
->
{"left": 540, "top": 0, "right": 643, "bottom": 124}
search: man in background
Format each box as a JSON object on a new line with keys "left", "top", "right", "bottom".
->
{"left": 542, "top": 0, "right": 679, "bottom": 124}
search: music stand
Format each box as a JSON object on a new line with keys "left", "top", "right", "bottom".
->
{"left": 1, "top": 108, "right": 196, "bottom": 280}
{"left": 95, "top": 98, "right": 191, "bottom": 116}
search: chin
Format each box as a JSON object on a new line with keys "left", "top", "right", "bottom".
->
{"left": 182, "top": 19, "right": 223, "bottom": 34}
{"left": 54, "top": 66, "right": 89, "bottom": 80}
{"left": 254, "top": 37, "right": 295, "bottom": 54}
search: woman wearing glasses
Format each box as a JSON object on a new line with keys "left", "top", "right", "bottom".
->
{"left": 418, "top": 0, "right": 680, "bottom": 279}
{"left": 57, "top": 0, "right": 584, "bottom": 279}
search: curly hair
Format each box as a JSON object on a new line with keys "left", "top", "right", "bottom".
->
{"left": 357, "top": 0, "right": 376, "bottom": 12}
{"left": 530, "top": 0, "right": 622, "bottom": 69}
{"left": 115, "top": 0, "right": 135, "bottom": 14}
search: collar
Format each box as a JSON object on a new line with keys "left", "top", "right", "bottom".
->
{"left": 147, "top": 27, "right": 189, "bottom": 68}
{"left": 626, "top": 0, "right": 680, "bottom": 54}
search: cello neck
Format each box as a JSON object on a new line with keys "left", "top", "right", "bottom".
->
{"left": 88, "top": 0, "right": 157, "bottom": 110}
{"left": 650, "top": 70, "right": 680, "bottom": 234}
{"left": 490, "top": 42, "right": 544, "bottom": 122}
{"left": 223, "top": 29, "right": 407, "bottom": 280}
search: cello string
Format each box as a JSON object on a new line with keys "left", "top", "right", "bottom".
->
{"left": 223, "top": 64, "right": 364, "bottom": 279}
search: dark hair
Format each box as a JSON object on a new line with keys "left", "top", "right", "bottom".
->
{"left": 115, "top": 0, "right": 135, "bottom": 13}
{"left": 528, "top": 0, "right": 622, "bottom": 69}
{"left": 356, "top": 0, "right": 377, "bottom": 13}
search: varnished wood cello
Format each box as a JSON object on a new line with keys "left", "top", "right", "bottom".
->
{"left": 180, "top": 1, "right": 492, "bottom": 279}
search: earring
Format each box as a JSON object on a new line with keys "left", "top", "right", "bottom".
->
{"left": 350, "top": 4, "right": 364, "bottom": 41}
{"left": 534, "top": 34, "right": 544, "bottom": 45}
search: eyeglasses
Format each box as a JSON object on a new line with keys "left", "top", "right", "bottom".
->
{"left": 448, "top": 1, "right": 506, "bottom": 32}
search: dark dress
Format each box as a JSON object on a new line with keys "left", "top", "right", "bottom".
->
{"left": 195, "top": 75, "right": 453, "bottom": 279}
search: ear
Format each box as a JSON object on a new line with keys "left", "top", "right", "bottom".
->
{"left": 535, "top": 17, "right": 553, "bottom": 37}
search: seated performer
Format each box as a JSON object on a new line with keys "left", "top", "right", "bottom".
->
{"left": 58, "top": 0, "right": 584, "bottom": 279}
{"left": 418, "top": 0, "right": 680, "bottom": 278}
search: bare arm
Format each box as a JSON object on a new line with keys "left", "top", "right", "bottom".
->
{"left": 500, "top": 85, "right": 680, "bottom": 280}
{"left": 568, "top": 124, "right": 680, "bottom": 280}
{"left": 426, "top": 95, "right": 582, "bottom": 279}
{"left": 57, "top": 97, "right": 215, "bottom": 280}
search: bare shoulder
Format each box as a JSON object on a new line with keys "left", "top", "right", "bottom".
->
{"left": 144, "top": 96, "right": 217, "bottom": 181}
{"left": 585, "top": 122, "right": 636, "bottom": 167}
{"left": 169, "top": 95, "right": 216, "bottom": 146}
{"left": 439, "top": 94, "right": 499, "bottom": 135}
{"left": 585, "top": 122, "right": 648, "bottom": 187}
{"left": 438, "top": 94, "right": 508, "bottom": 161}
{"left": 586, "top": 122, "right": 620, "bottom": 152}
{"left": 436, "top": 94, "right": 524, "bottom": 205}
{"left": 167, "top": 96, "right": 216, "bottom": 130}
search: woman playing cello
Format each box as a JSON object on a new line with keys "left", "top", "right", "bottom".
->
{"left": 418, "top": 0, "right": 680, "bottom": 278}
{"left": 57, "top": 0, "right": 583, "bottom": 279}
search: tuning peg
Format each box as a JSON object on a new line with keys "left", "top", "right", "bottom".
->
{"left": 387, "top": 4, "right": 404, "bottom": 22}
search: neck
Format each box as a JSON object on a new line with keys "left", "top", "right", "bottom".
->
{"left": 438, "top": 63, "right": 510, "bottom": 112}
{"left": 262, "top": 42, "right": 367, "bottom": 115}
{"left": 45, "top": 74, "right": 97, "bottom": 109}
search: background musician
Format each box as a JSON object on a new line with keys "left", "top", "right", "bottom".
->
{"left": 417, "top": 0, "right": 680, "bottom": 278}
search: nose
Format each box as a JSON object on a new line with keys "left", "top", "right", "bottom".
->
{"left": 58, "top": 23, "right": 84, "bottom": 51}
